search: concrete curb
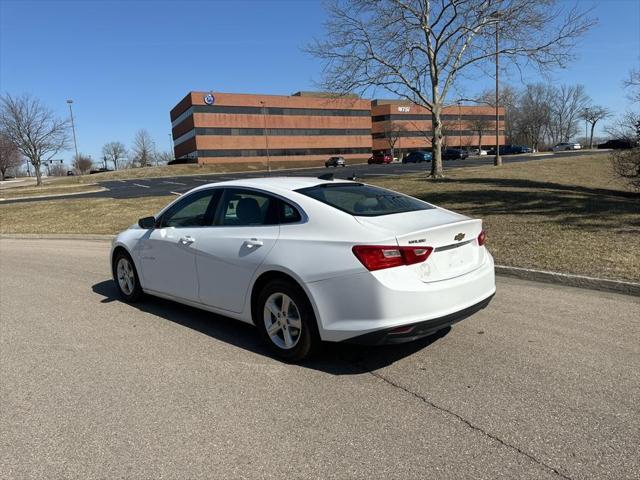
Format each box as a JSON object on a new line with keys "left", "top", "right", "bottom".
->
{"left": 495, "top": 265, "right": 640, "bottom": 296}
{"left": 1, "top": 234, "right": 637, "bottom": 296}
{"left": 0, "top": 187, "right": 107, "bottom": 202}
{"left": 0, "top": 233, "right": 114, "bottom": 241}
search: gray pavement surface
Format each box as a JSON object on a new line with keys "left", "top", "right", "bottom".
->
{"left": 2, "top": 150, "right": 608, "bottom": 204}
{"left": 1, "top": 238, "right": 638, "bottom": 479}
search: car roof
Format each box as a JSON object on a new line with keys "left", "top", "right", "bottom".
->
{"left": 191, "top": 176, "right": 355, "bottom": 194}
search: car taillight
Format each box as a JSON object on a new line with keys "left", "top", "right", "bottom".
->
{"left": 477, "top": 230, "right": 486, "bottom": 246}
{"left": 352, "top": 245, "right": 433, "bottom": 271}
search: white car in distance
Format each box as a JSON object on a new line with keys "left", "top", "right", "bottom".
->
{"left": 552, "top": 142, "right": 582, "bottom": 151}
{"left": 111, "top": 176, "right": 496, "bottom": 361}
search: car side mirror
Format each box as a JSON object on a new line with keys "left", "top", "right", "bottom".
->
{"left": 138, "top": 216, "right": 156, "bottom": 229}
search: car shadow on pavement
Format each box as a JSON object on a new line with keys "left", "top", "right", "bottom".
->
{"left": 92, "top": 279, "right": 449, "bottom": 375}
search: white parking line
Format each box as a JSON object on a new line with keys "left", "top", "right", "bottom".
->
{"left": 170, "top": 191, "right": 182, "bottom": 196}
{"left": 364, "top": 173, "right": 402, "bottom": 176}
{"left": 133, "top": 183, "right": 150, "bottom": 188}
{"left": 163, "top": 181, "right": 186, "bottom": 185}
{"left": 194, "top": 178, "right": 211, "bottom": 182}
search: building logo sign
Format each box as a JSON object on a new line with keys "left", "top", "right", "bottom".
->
{"left": 203, "top": 93, "right": 215, "bottom": 105}
{"left": 398, "top": 106, "right": 410, "bottom": 112}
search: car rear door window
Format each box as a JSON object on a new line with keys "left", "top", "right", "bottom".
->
{"left": 217, "top": 189, "right": 280, "bottom": 226}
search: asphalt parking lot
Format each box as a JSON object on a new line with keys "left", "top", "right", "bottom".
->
{"left": 1, "top": 238, "right": 638, "bottom": 479}
{"left": 2, "top": 150, "right": 608, "bottom": 204}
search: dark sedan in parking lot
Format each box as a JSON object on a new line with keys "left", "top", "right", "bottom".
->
{"left": 402, "top": 151, "right": 432, "bottom": 163}
{"left": 442, "top": 148, "right": 469, "bottom": 160}
{"left": 598, "top": 139, "right": 635, "bottom": 150}
{"left": 487, "top": 145, "right": 532, "bottom": 155}
{"left": 325, "top": 156, "right": 346, "bottom": 167}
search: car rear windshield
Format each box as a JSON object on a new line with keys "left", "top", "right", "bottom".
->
{"left": 296, "top": 183, "right": 433, "bottom": 216}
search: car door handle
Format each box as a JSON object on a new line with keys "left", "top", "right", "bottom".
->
{"left": 179, "top": 235, "right": 195, "bottom": 246}
{"left": 244, "top": 238, "right": 264, "bottom": 248}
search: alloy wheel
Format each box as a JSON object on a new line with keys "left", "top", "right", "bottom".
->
{"left": 263, "top": 292, "right": 302, "bottom": 349}
{"left": 116, "top": 257, "right": 136, "bottom": 296}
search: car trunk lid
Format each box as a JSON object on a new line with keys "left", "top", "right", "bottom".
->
{"left": 355, "top": 209, "right": 485, "bottom": 282}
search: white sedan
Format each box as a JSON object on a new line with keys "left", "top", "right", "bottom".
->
{"left": 552, "top": 142, "right": 582, "bottom": 151}
{"left": 111, "top": 177, "right": 495, "bottom": 361}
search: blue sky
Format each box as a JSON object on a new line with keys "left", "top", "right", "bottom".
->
{"left": 1, "top": 0, "right": 638, "bottom": 163}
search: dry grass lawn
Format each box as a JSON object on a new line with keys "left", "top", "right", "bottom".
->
{"left": 1, "top": 154, "right": 638, "bottom": 282}
{"left": 368, "top": 154, "right": 639, "bottom": 282}
{"left": 0, "top": 196, "right": 170, "bottom": 235}
{"left": 0, "top": 183, "right": 103, "bottom": 200}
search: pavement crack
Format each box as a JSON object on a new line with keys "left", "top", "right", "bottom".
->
{"left": 360, "top": 365, "right": 573, "bottom": 480}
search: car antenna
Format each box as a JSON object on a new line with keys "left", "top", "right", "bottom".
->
{"left": 318, "top": 173, "right": 334, "bottom": 181}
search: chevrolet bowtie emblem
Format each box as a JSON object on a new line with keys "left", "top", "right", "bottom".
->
{"left": 454, "top": 232, "right": 465, "bottom": 241}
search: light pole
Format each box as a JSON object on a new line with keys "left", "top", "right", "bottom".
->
{"left": 491, "top": 11, "right": 503, "bottom": 166}
{"left": 66, "top": 99, "right": 79, "bottom": 161}
{"left": 457, "top": 101, "right": 462, "bottom": 148}
{"left": 585, "top": 119, "right": 588, "bottom": 148}
{"left": 259, "top": 101, "right": 271, "bottom": 174}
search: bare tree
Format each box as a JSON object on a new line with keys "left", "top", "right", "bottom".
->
{"left": 0, "top": 132, "right": 21, "bottom": 180}
{"left": 73, "top": 154, "right": 93, "bottom": 174}
{"left": 605, "top": 112, "right": 640, "bottom": 144}
{"left": 468, "top": 116, "right": 493, "bottom": 152}
{"left": 548, "top": 84, "right": 590, "bottom": 144}
{"left": 510, "top": 84, "right": 553, "bottom": 151}
{"left": 609, "top": 113, "right": 640, "bottom": 191}
{"left": 382, "top": 124, "right": 408, "bottom": 159}
{"left": 48, "top": 163, "right": 67, "bottom": 177}
{"left": 0, "top": 94, "right": 70, "bottom": 186}
{"left": 102, "top": 141, "right": 127, "bottom": 170}
{"left": 308, "top": 0, "right": 594, "bottom": 177}
{"left": 154, "top": 151, "right": 174, "bottom": 166}
{"left": 624, "top": 68, "right": 640, "bottom": 104}
{"left": 131, "top": 129, "right": 156, "bottom": 167}
{"left": 477, "top": 84, "right": 518, "bottom": 144}
{"left": 580, "top": 106, "right": 611, "bottom": 148}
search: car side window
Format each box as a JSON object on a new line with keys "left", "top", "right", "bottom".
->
{"left": 159, "top": 190, "right": 219, "bottom": 228}
{"left": 280, "top": 200, "right": 302, "bottom": 224}
{"left": 217, "top": 189, "right": 279, "bottom": 226}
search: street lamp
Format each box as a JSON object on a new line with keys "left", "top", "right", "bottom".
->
{"left": 259, "top": 101, "right": 271, "bottom": 174}
{"left": 457, "top": 101, "right": 462, "bottom": 148}
{"left": 490, "top": 11, "right": 503, "bottom": 166}
{"left": 66, "top": 99, "right": 79, "bottom": 161}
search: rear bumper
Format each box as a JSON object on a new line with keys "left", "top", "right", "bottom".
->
{"left": 345, "top": 293, "right": 494, "bottom": 345}
{"left": 306, "top": 253, "right": 496, "bottom": 342}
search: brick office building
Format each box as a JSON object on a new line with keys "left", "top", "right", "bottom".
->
{"left": 170, "top": 91, "right": 372, "bottom": 164}
{"left": 371, "top": 99, "right": 505, "bottom": 153}
{"left": 170, "top": 91, "right": 505, "bottom": 164}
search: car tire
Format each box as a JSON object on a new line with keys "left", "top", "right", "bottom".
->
{"left": 255, "top": 279, "right": 320, "bottom": 362}
{"left": 112, "top": 250, "right": 143, "bottom": 302}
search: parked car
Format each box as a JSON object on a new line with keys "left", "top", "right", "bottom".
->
{"left": 402, "top": 151, "right": 432, "bottom": 163}
{"left": 442, "top": 148, "right": 469, "bottom": 160}
{"left": 598, "top": 139, "right": 635, "bottom": 150}
{"left": 325, "top": 156, "right": 346, "bottom": 168}
{"left": 111, "top": 177, "right": 495, "bottom": 361}
{"left": 487, "top": 145, "right": 532, "bottom": 155}
{"left": 367, "top": 152, "right": 393, "bottom": 164}
{"left": 469, "top": 148, "right": 488, "bottom": 156}
{"left": 552, "top": 142, "right": 582, "bottom": 151}
{"left": 89, "top": 167, "right": 113, "bottom": 174}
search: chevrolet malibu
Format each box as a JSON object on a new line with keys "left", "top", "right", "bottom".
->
{"left": 111, "top": 177, "right": 495, "bottom": 361}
